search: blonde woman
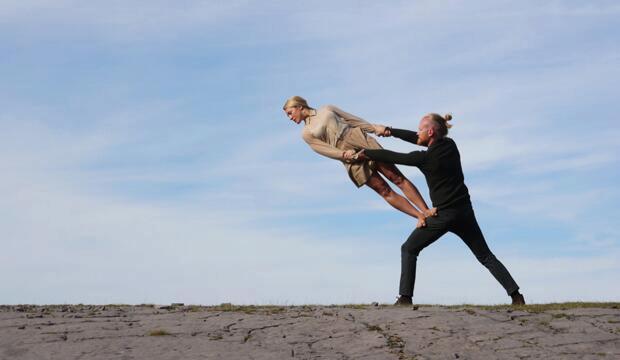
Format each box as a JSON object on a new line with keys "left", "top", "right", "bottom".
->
{"left": 283, "top": 96, "right": 434, "bottom": 227}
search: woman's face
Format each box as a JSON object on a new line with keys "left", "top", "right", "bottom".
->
{"left": 284, "top": 106, "right": 304, "bottom": 124}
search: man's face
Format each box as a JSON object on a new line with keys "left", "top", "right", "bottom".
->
{"left": 416, "top": 118, "right": 431, "bottom": 146}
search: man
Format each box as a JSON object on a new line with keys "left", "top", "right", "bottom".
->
{"left": 357, "top": 113, "right": 525, "bottom": 306}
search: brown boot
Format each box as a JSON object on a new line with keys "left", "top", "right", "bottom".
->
{"left": 511, "top": 291, "right": 525, "bottom": 306}
{"left": 394, "top": 295, "right": 413, "bottom": 306}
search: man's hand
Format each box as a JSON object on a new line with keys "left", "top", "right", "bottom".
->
{"left": 353, "top": 149, "right": 368, "bottom": 161}
{"left": 416, "top": 217, "right": 426, "bottom": 228}
{"left": 423, "top": 207, "right": 438, "bottom": 218}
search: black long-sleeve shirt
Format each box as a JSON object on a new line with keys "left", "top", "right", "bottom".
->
{"left": 365, "top": 128, "right": 471, "bottom": 210}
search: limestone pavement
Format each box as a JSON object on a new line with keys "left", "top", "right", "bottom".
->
{"left": 1, "top": 303, "right": 619, "bottom": 359}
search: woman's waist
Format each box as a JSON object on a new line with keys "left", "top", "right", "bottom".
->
{"left": 336, "top": 125, "right": 366, "bottom": 147}
{"left": 336, "top": 125, "right": 352, "bottom": 143}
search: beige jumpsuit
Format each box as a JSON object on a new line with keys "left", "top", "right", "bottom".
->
{"left": 301, "top": 105, "right": 383, "bottom": 187}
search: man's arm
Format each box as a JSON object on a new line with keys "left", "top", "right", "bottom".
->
{"left": 390, "top": 128, "right": 419, "bottom": 144}
{"left": 363, "top": 148, "right": 426, "bottom": 167}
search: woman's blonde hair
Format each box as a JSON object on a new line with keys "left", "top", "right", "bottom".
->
{"left": 424, "top": 113, "right": 453, "bottom": 137}
{"left": 283, "top": 96, "right": 314, "bottom": 110}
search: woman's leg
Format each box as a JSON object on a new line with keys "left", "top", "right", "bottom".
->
{"left": 376, "top": 162, "right": 433, "bottom": 213}
{"left": 365, "top": 172, "right": 425, "bottom": 221}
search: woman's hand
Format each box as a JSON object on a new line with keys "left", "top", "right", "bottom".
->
{"left": 374, "top": 125, "right": 392, "bottom": 137}
{"left": 373, "top": 125, "right": 391, "bottom": 137}
{"left": 416, "top": 217, "right": 427, "bottom": 228}
{"left": 342, "top": 149, "right": 356, "bottom": 161}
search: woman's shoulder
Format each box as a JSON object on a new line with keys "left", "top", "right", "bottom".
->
{"left": 316, "top": 104, "right": 339, "bottom": 114}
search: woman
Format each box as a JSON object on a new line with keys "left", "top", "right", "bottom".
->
{"left": 282, "top": 96, "right": 434, "bottom": 227}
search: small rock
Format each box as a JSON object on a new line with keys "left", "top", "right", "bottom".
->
{"left": 412, "top": 305, "right": 419, "bottom": 311}
{"left": 371, "top": 302, "right": 379, "bottom": 307}
{"left": 18, "top": 325, "right": 25, "bottom": 330}
{"left": 454, "top": 353, "right": 460, "bottom": 359}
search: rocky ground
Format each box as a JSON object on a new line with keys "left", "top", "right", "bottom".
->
{"left": 1, "top": 303, "right": 619, "bottom": 359}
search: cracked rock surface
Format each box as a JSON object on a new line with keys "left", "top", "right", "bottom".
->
{"left": 1, "top": 304, "right": 619, "bottom": 359}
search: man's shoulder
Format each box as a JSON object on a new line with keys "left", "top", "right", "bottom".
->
{"left": 429, "top": 137, "right": 458, "bottom": 153}
{"left": 439, "top": 137, "right": 462, "bottom": 158}
{"left": 439, "top": 137, "right": 457, "bottom": 147}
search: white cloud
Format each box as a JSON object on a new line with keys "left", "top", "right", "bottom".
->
{"left": 414, "top": 251, "right": 620, "bottom": 304}
{"left": 0, "top": 1, "right": 251, "bottom": 42}
{"left": 3, "top": 151, "right": 618, "bottom": 305}
{"left": 1, "top": 0, "right": 619, "bottom": 305}
{"left": 2, "top": 116, "right": 618, "bottom": 305}
{"left": 471, "top": 179, "right": 615, "bottom": 222}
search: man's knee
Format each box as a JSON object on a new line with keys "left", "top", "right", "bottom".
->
{"left": 401, "top": 242, "right": 421, "bottom": 257}
{"left": 476, "top": 252, "right": 497, "bottom": 265}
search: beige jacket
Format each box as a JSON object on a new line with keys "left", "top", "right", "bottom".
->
{"left": 302, "top": 105, "right": 377, "bottom": 160}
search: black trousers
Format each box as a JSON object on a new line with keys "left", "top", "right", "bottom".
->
{"left": 400, "top": 202, "right": 520, "bottom": 297}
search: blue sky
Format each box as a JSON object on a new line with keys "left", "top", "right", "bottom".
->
{"left": 1, "top": 1, "right": 619, "bottom": 305}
